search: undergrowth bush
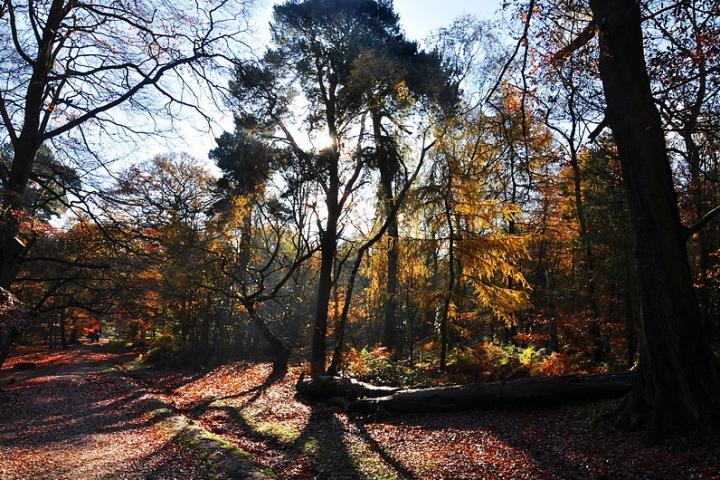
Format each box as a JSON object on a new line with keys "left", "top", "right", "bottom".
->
{"left": 344, "top": 343, "right": 578, "bottom": 386}
{"left": 124, "top": 319, "right": 147, "bottom": 347}
{"left": 144, "top": 335, "right": 182, "bottom": 366}
{"left": 447, "top": 342, "right": 574, "bottom": 381}
{"left": 345, "top": 347, "right": 429, "bottom": 387}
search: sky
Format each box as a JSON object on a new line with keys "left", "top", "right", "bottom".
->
{"left": 393, "top": 0, "right": 500, "bottom": 40}
{"left": 136, "top": 0, "right": 502, "bottom": 169}
{"left": 249, "top": 0, "right": 501, "bottom": 42}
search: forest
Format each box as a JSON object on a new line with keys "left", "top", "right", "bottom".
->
{"left": 1, "top": 0, "right": 719, "bottom": 479}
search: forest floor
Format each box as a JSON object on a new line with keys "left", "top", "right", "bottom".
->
{"left": 1, "top": 344, "right": 719, "bottom": 480}
{"left": 0, "top": 343, "right": 267, "bottom": 480}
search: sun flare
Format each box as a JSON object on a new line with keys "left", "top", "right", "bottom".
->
{"left": 315, "top": 131, "right": 336, "bottom": 150}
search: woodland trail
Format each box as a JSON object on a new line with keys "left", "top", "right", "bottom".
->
{"left": 0, "top": 344, "right": 265, "bottom": 480}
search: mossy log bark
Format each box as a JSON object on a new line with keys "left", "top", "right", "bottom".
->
{"left": 350, "top": 373, "right": 634, "bottom": 413}
{"left": 295, "top": 374, "right": 400, "bottom": 400}
{"left": 296, "top": 373, "right": 633, "bottom": 413}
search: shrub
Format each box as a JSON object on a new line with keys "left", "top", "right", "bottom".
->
{"left": 124, "top": 319, "right": 147, "bottom": 346}
{"left": 448, "top": 342, "right": 557, "bottom": 381}
{"left": 144, "top": 335, "right": 181, "bottom": 366}
{"left": 448, "top": 342, "right": 524, "bottom": 381}
{"left": 532, "top": 351, "right": 573, "bottom": 377}
{"left": 345, "top": 347, "right": 427, "bottom": 387}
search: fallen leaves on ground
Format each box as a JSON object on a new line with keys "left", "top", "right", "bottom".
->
{"left": 0, "top": 345, "right": 210, "bottom": 480}
{"left": 2, "top": 346, "right": 719, "bottom": 480}
{"left": 132, "top": 360, "right": 720, "bottom": 480}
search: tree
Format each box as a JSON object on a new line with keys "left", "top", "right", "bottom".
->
{"left": 585, "top": 0, "right": 720, "bottom": 437}
{"left": 423, "top": 105, "right": 533, "bottom": 369}
{"left": 233, "top": 0, "right": 437, "bottom": 374}
{"left": 530, "top": 11, "right": 607, "bottom": 358}
{"left": 0, "top": 0, "right": 249, "bottom": 288}
{"left": 0, "top": 287, "right": 24, "bottom": 367}
{"left": 0, "top": 0, "right": 250, "bottom": 367}
{"left": 346, "top": 26, "right": 453, "bottom": 355}
{"left": 211, "top": 129, "right": 313, "bottom": 374}
{"left": 108, "top": 154, "right": 218, "bottom": 351}
{"left": 644, "top": 1, "right": 720, "bottom": 331}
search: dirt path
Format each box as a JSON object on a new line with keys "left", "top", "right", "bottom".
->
{"left": 0, "top": 345, "right": 265, "bottom": 480}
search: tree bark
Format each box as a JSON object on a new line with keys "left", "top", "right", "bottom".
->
{"left": 440, "top": 176, "right": 455, "bottom": 370}
{"left": 589, "top": 0, "right": 720, "bottom": 437}
{"left": 1, "top": 0, "right": 68, "bottom": 289}
{"left": 568, "top": 147, "right": 604, "bottom": 360}
{"left": 0, "top": 329, "right": 20, "bottom": 371}
{"left": 244, "top": 303, "right": 291, "bottom": 377}
{"left": 310, "top": 140, "right": 340, "bottom": 375}
{"left": 60, "top": 313, "right": 67, "bottom": 349}
{"left": 310, "top": 209, "right": 338, "bottom": 375}
{"left": 373, "top": 111, "right": 400, "bottom": 356}
{"left": 350, "top": 373, "right": 634, "bottom": 413}
{"left": 296, "top": 374, "right": 399, "bottom": 400}
{"left": 624, "top": 260, "right": 637, "bottom": 369}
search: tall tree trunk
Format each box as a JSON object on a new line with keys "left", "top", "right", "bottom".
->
{"left": 245, "top": 303, "right": 291, "bottom": 377}
{"left": 590, "top": 0, "right": 720, "bottom": 437}
{"left": 381, "top": 187, "right": 399, "bottom": 353}
{"left": 624, "top": 262, "right": 637, "bottom": 369}
{"left": 1, "top": 141, "right": 40, "bottom": 289}
{"left": 569, "top": 147, "right": 604, "bottom": 359}
{"left": 234, "top": 199, "right": 291, "bottom": 375}
{"left": 310, "top": 208, "right": 338, "bottom": 375}
{"left": 0, "top": 1, "right": 68, "bottom": 369}
{"left": 422, "top": 233, "right": 440, "bottom": 341}
{"left": 1, "top": 0, "right": 67, "bottom": 289}
{"left": 0, "top": 329, "right": 20, "bottom": 371}
{"left": 310, "top": 156, "right": 340, "bottom": 375}
{"left": 440, "top": 189, "right": 455, "bottom": 370}
{"left": 681, "top": 19, "right": 711, "bottom": 331}
{"left": 60, "top": 312, "right": 67, "bottom": 350}
{"left": 372, "top": 111, "right": 399, "bottom": 356}
{"left": 686, "top": 132, "right": 712, "bottom": 328}
{"left": 237, "top": 196, "right": 254, "bottom": 290}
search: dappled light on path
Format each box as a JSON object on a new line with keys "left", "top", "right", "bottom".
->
{"left": 0, "top": 345, "right": 207, "bottom": 480}
{"left": 136, "top": 360, "right": 720, "bottom": 480}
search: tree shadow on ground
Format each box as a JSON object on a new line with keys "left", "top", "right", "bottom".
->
{"left": 348, "top": 415, "right": 419, "bottom": 480}
{"left": 183, "top": 367, "right": 288, "bottom": 415}
{"left": 351, "top": 402, "right": 720, "bottom": 480}
{"left": 163, "top": 362, "right": 422, "bottom": 479}
{"left": 0, "top": 349, "right": 175, "bottom": 448}
{"left": 128, "top": 367, "right": 211, "bottom": 395}
{"left": 99, "top": 434, "right": 213, "bottom": 480}
{"left": 286, "top": 404, "right": 364, "bottom": 480}
{"left": 196, "top": 401, "right": 367, "bottom": 479}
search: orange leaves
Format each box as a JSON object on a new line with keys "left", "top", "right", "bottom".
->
{"left": 17, "top": 212, "right": 57, "bottom": 238}
{"left": 533, "top": 351, "right": 572, "bottom": 376}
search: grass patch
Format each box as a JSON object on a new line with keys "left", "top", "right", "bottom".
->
{"left": 347, "top": 436, "right": 399, "bottom": 480}
{"left": 254, "top": 420, "right": 300, "bottom": 443}
{"left": 121, "top": 355, "right": 151, "bottom": 372}
{"left": 99, "top": 363, "right": 118, "bottom": 373}
{"left": 195, "top": 429, "right": 253, "bottom": 458}
{"left": 160, "top": 413, "right": 272, "bottom": 477}
{"left": 240, "top": 411, "right": 300, "bottom": 444}
{"left": 303, "top": 439, "right": 319, "bottom": 454}
{"left": 104, "top": 340, "right": 134, "bottom": 353}
{"left": 208, "top": 402, "right": 301, "bottom": 445}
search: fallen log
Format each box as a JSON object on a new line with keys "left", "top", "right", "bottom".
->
{"left": 295, "top": 373, "right": 400, "bottom": 400}
{"left": 350, "top": 372, "right": 635, "bottom": 413}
